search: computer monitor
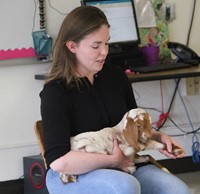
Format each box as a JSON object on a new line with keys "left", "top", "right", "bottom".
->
{"left": 82, "top": 0, "right": 142, "bottom": 70}
{"left": 82, "top": 0, "right": 140, "bottom": 45}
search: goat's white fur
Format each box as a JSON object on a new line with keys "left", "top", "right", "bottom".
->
{"left": 60, "top": 108, "right": 164, "bottom": 183}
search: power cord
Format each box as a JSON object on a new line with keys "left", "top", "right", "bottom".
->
{"left": 47, "top": 0, "right": 68, "bottom": 15}
{"left": 155, "top": 78, "right": 181, "bottom": 131}
{"left": 186, "top": 0, "right": 197, "bottom": 46}
{"left": 140, "top": 105, "right": 200, "bottom": 136}
{"left": 185, "top": 0, "right": 199, "bottom": 162}
{"left": 32, "top": 0, "right": 38, "bottom": 32}
{"left": 176, "top": 80, "right": 200, "bottom": 163}
{"left": 192, "top": 138, "right": 200, "bottom": 163}
{"left": 156, "top": 80, "right": 169, "bottom": 128}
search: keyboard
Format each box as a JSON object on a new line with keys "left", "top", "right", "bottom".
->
{"left": 131, "top": 63, "right": 192, "bottom": 73}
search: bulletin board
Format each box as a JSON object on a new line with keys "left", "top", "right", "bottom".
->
{"left": 0, "top": 0, "right": 40, "bottom": 60}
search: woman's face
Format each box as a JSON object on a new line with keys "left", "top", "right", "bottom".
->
{"left": 67, "top": 24, "right": 110, "bottom": 79}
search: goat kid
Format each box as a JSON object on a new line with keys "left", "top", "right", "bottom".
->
{"left": 60, "top": 108, "right": 182, "bottom": 183}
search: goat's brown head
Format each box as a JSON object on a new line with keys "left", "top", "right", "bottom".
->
{"left": 136, "top": 112, "right": 152, "bottom": 144}
{"left": 123, "top": 109, "right": 152, "bottom": 152}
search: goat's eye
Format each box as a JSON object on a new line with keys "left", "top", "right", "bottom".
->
{"left": 139, "top": 126, "right": 144, "bottom": 130}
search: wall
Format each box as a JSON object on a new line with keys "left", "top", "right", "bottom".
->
{"left": 166, "top": 0, "right": 200, "bottom": 54}
{"left": 0, "top": 0, "right": 199, "bottom": 181}
{"left": 0, "top": 0, "right": 40, "bottom": 60}
{"left": 0, "top": 62, "right": 49, "bottom": 181}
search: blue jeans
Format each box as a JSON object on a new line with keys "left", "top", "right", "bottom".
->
{"left": 46, "top": 164, "right": 190, "bottom": 194}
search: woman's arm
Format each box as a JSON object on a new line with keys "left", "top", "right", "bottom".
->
{"left": 152, "top": 130, "right": 185, "bottom": 159}
{"left": 50, "top": 136, "right": 134, "bottom": 175}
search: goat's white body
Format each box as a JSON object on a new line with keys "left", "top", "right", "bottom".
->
{"left": 60, "top": 108, "right": 165, "bottom": 183}
{"left": 70, "top": 128, "right": 164, "bottom": 178}
{"left": 71, "top": 127, "right": 164, "bottom": 159}
{"left": 71, "top": 108, "right": 163, "bottom": 157}
{"left": 71, "top": 127, "right": 135, "bottom": 156}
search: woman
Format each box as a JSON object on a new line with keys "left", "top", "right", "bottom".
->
{"left": 40, "top": 6, "right": 190, "bottom": 194}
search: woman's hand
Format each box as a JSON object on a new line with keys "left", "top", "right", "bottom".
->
{"left": 152, "top": 131, "right": 185, "bottom": 159}
{"left": 111, "top": 134, "right": 135, "bottom": 173}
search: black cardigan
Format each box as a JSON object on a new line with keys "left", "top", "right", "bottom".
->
{"left": 40, "top": 64, "right": 137, "bottom": 167}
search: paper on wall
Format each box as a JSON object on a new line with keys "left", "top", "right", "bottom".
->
{"left": 135, "top": 0, "right": 157, "bottom": 28}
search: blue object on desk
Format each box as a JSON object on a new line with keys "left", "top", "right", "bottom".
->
{"left": 32, "top": 30, "right": 52, "bottom": 56}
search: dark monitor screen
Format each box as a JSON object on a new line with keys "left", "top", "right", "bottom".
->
{"left": 82, "top": 0, "right": 140, "bottom": 44}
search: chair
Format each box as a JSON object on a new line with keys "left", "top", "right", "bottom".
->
{"left": 34, "top": 120, "right": 47, "bottom": 169}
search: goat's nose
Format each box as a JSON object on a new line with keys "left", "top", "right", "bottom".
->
{"left": 143, "top": 132, "right": 147, "bottom": 138}
{"left": 142, "top": 133, "right": 150, "bottom": 142}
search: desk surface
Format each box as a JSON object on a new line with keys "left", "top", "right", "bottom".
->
{"left": 127, "top": 65, "right": 200, "bottom": 82}
{"left": 35, "top": 65, "right": 200, "bottom": 82}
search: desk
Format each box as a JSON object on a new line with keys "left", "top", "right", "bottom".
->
{"left": 35, "top": 65, "right": 200, "bottom": 82}
{"left": 127, "top": 65, "right": 200, "bottom": 83}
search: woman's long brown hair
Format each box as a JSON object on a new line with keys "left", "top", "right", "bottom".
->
{"left": 46, "top": 6, "right": 110, "bottom": 87}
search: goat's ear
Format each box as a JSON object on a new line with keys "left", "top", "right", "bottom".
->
{"left": 123, "top": 117, "right": 140, "bottom": 152}
{"left": 144, "top": 112, "right": 152, "bottom": 129}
